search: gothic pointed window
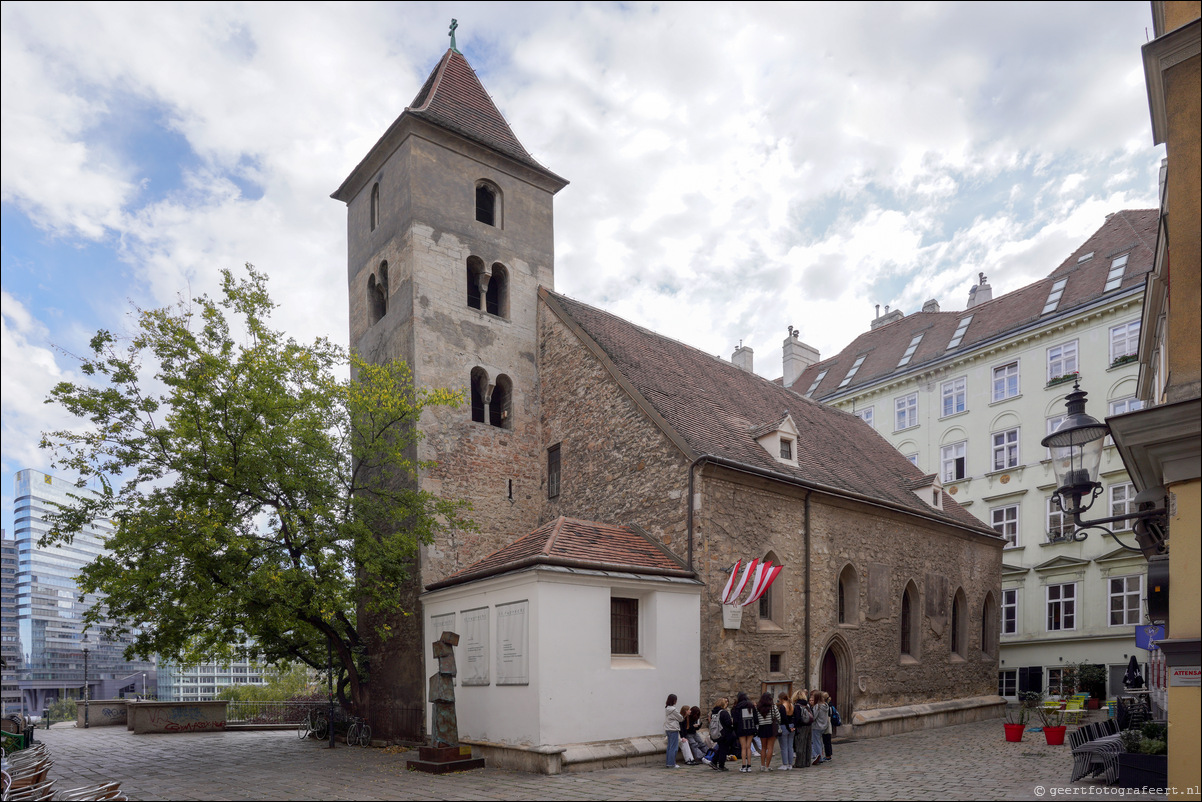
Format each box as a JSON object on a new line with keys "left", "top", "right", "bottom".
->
{"left": 368, "top": 263, "right": 388, "bottom": 325}
{"left": 466, "top": 257, "right": 484, "bottom": 310}
{"left": 370, "top": 182, "right": 380, "bottom": 231}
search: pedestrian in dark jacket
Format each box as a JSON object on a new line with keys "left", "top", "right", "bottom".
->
{"left": 732, "top": 691, "right": 757, "bottom": 773}
{"left": 709, "top": 698, "right": 735, "bottom": 771}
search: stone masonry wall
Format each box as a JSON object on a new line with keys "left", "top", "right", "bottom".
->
{"left": 537, "top": 304, "right": 691, "bottom": 549}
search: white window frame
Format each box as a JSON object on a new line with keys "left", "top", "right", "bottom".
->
{"left": 1046, "top": 414, "right": 1066, "bottom": 459}
{"left": 998, "top": 669, "right": 1017, "bottom": 697}
{"left": 941, "top": 377, "right": 967, "bottom": 417}
{"left": 992, "top": 505, "right": 1019, "bottom": 548}
{"left": 941, "top": 441, "right": 967, "bottom": 482}
{"left": 1047, "top": 340, "right": 1078, "bottom": 383}
{"left": 1110, "top": 320, "right": 1140, "bottom": 363}
{"left": 1046, "top": 582, "right": 1077, "bottom": 632}
{"left": 804, "top": 369, "right": 828, "bottom": 397}
{"left": 1109, "top": 482, "right": 1135, "bottom": 532}
{"left": 1109, "top": 397, "right": 1143, "bottom": 417}
{"left": 991, "top": 428, "right": 1020, "bottom": 471}
{"left": 1047, "top": 496, "right": 1071, "bottom": 541}
{"left": 993, "top": 361, "right": 1019, "bottom": 402}
{"left": 1108, "top": 575, "right": 1142, "bottom": 627}
{"left": 855, "top": 407, "right": 874, "bottom": 429}
{"left": 895, "top": 393, "right": 918, "bottom": 431}
{"left": 904, "top": 453, "right": 919, "bottom": 467}
{"left": 1001, "top": 588, "right": 1018, "bottom": 635}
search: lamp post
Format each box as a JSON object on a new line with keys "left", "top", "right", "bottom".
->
{"left": 1041, "top": 381, "right": 1168, "bottom": 556}
{"left": 83, "top": 648, "right": 89, "bottom": 729}
{"left": 327, "top": 639, "right": 336, "bottom": 749}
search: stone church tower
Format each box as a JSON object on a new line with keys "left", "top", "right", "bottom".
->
{"left": 331, "top": 47, "right": 567, "bottom": 736}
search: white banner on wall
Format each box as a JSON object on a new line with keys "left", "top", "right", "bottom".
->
{"left": 430, "top": 612, "right": 455, "bottom": 644}
{"left": 495, "top": 600, "right": 529, "bottom": 686}
{"left": 461, "top": 607, "right": 490, "bottom": 686}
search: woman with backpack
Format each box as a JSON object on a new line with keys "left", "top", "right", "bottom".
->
{"left": 810, "top": 690, "right": 829, "bottom": 765}
{"left": 776, "top": 692, "right": 795, "bottom": 770}
{"left": 821, "top": 691, "right": 837, "bottom": 761}
{"left": 754, "top": 692, "right": 780, "bottom": 772}
{"left": 731, "top": 691, "right": 757, "bottom": 773}
{"left": 708, "top": 698, "right": 735, "bottom": 772}
{"left": 791, "top": 689, "right": 814, "bottom": 768}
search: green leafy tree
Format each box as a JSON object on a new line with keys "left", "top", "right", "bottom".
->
{"left": 40, "top": 265, "right": 471, "bottom": 716}
{"left": 216, "top": 662, "right": 314, "bottom": 702}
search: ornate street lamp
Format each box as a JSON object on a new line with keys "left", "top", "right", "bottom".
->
{"left": 1041, "top": 381, "right": 1168, "bottom": 557}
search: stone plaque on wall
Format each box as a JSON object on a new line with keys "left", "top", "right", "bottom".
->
{"left": 496, "top": 600, "right": 529, "bottom": 686}
{"left": 867, "top": 563, "right": 890, "bottom": 620}
{"left": 461, "top": 607, "right": 490, "bottom": 686}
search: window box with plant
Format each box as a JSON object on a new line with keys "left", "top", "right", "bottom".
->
{"left": 1047, "top": 372, "right": 1079, "bottom": 388}
{"left": 1110, "top": 353, "right": 1138, "bottom": 368}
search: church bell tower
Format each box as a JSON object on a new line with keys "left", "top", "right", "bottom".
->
{"left": 331, "top": 38, "right": 568, "bottom": 736}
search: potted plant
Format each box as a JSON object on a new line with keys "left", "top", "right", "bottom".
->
{"left": 1004, "top": 691, "right": 1038, "bottom": 742}
{"left": 1033, "top": 694, "right": 1068, "bottom": 745}
{"left": 1116, "top": 722, "right": 1167, "bottom": 788}
{"left": 1073, "top": 662, "right": 1107, "bottom": 708}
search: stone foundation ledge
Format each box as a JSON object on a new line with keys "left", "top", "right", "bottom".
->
{"left": 849, "top": 695, "right": 1005, "bottom": 738}
{"left": 461, "top": 735, "right": 668, "bottom": 775}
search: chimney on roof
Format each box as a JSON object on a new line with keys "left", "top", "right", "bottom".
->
{"left": 966, "top": 272, "right": 992, "bottom": 308}
{"left": 870, "top": 306, "right": 905, "bottom": 329}
{"left": 922, "top": 298, "right": 940, "bottom": 313}
{"left": 782, "top": 327, "right": 819, "bottom": 387}
{"left": 732, "top": 342, "right": 754, "bottom": 373}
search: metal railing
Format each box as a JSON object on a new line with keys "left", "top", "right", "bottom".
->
{"left": 225, "top": 700, "right": 324, "bottom": 725}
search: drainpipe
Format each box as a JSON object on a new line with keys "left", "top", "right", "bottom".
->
{"left": 804, "top": 490, "right": 812, "bottom": 688}
{"left": 687, "top": 456, "right": 709, "bottom": 571}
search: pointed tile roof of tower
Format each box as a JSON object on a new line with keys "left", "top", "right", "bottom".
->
{"left": 406, "top": 49, "right": 546, "bottom": 172}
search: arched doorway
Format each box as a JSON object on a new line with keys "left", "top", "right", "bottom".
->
{"left": 818, "top": 635, "right": 853, "bottom": 727}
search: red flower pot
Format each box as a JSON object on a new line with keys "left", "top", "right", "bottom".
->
{"left": 1044, "top": 725, "right": 1067, "bottom": 745}
{"left": 1004, "top": 723, "right": 1025, "bottom": 742}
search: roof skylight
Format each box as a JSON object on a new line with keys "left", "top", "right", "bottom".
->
{"left": 947, "top": 315, "right": 973, "bottom": 350}
{"left": 1077, "top": 252, "right": 1094, "bottom": 263}
{"left": 838, "top": 354, "right": 868, "bottom": 388}
{"left": 1041, "top": 278, "right": 1069, "bottom": 315}
{"left": 804, "top": 369, "right": 828, "bottom": 397}
{"left": 1104, "top": 253, "right": 1129, "bottom": 291}
{"left": 897, "top": 333, "right": 924, "bottom": 367}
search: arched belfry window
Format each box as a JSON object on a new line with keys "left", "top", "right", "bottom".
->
{"left": 368, "top": 262, "right": 388, "bottom": 325}
{"left": 370, "top": 182, "right": 380, "bottom": 231}
{"left": 486, "top": 263, "right": 508, "bottom": 318}
{"left": 470, "top": 367, "right": 488, "bottom": 423}
{"left": 490, "top": 374, "right": 512, "bottom": 429}
{"left": 466, "top": 257, "right": 485, "bottom": 310}
{"left": 475, "top": 182, "right": 499, "bottom": 227}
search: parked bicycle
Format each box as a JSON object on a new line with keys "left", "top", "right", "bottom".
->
{"left": 297, "top": 708, "right": 328, "bottom": 741}
{"left": 346, "top": 715, "right": 371, "bottom": 747}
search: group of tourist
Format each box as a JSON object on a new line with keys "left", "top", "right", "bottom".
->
{"left": 664, "top": 690, "right": 837, "bottom": 771}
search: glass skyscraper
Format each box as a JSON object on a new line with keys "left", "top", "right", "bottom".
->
{"left": 14, "top": 469, "right": 153, "bottom": 713}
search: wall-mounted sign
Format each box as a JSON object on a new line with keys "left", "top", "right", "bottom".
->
{"left": 1135, "top": 624, "right": 1164, "bottom": 651}
{"left": 1169, "top": 666, "right": 1200, "bottom": 688}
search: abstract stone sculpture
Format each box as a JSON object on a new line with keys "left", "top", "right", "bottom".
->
{"left": 430, "top": 631, "right": 460, "bottom": 747}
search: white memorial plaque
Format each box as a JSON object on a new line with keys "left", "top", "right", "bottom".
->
{"left": 430, "top": 612, "right": 455, "bottom": 644}
{"left": 461, "top": 607, "right": 490, "bottom": 686}
{"left": 496, "top": 600, "right": 529, "bottom": 685}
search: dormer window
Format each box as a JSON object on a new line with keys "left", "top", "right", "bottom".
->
{"left": 780, "top": 438, "right": 793, "bottom": 461}
{"left": 755, "top": 414, "right": 800, "bottom": 467}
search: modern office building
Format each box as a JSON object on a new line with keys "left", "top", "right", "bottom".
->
{"left": 14, "top": 469, "right": 154, "bottom": 713}
{"left": 2, "top": 532, "right": 22, "bottom": 715}
{"left": 157, "top": 657, "right": 268, "bottom": 702}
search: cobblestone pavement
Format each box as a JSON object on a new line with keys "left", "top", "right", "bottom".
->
{"left": 29, "top": 720, "right": 1167, "bottom": 801}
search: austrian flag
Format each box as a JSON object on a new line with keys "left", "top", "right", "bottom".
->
{"left": 720, "top": 559, "right": 781, "bottom": 607}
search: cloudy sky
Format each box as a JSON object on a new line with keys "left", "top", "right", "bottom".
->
{"left": 1, "top": 2, "right": 1163, "bottom": 532}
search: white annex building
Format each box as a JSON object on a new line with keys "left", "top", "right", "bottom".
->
{"left": 788, "top": 210, "right": 1158, "bottom": 701}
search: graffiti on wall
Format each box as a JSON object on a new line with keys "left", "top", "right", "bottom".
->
{"left": 146, "top": 705, "right": 226, "bottom": 732}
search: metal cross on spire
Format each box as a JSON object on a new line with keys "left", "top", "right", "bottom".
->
{"left": 448, "top": 19, "right": 460, "bottom": 54}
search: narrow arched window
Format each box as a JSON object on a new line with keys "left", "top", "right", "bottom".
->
{"left": 470, "top": 367, "right": 488, "bottom": 423}
{"left": 901, "top": 583, "right": 917, "bottom": 658}
{"left": 370, "top": 182, "right": 380, "bottom": 231}
{"left": 476, "top": 183, "right": 497, "bottom": 226}
{"left": 368, "top": 268, "right": 387, "bottom": 326}
{"left": 981, "top": 592, "right": 998, "bottom": 657}
{"left": 490, "top": 374, "right": 512, "bottom": 429}
{"left": 486, "top": 263, "right": 508, "bottom": 318}
{"left": 951, "top": 590, "right": 966, "bottom": 658}
{"left": 466, "top": 257, "right": 484, "bottom": 310}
